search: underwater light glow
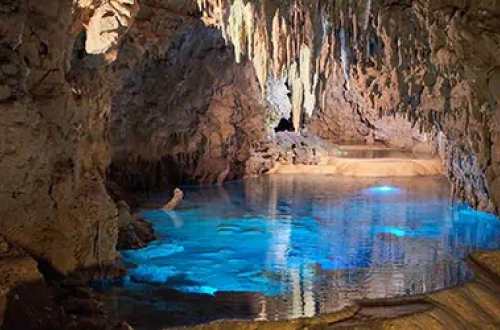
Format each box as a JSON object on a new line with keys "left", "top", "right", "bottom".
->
{"left": 183, "top": 285, "right": 218, "bottom": 296}
{"left": 374, "top": 226, "right": 407, "bottom": 237}
{"left": 111, "top": 175, "right": 500, "bottom": 321}
{"left": 364, "top": 185, "right": 401, "bottom": 194}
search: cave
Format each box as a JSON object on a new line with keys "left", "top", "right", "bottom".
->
{"left": 1, "top": 1, "right": 500, "bottom": 329}
{"left": 274, "top": 117, "right": 295, "bottom": 132}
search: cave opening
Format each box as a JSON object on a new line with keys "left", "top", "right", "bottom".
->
{"left": 274, "top": 116, "right": 295, "bottom": 132}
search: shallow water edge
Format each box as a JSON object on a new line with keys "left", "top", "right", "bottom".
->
{"left": 98, "top": 174, "right": 500, "bottom": 329}
{"left": 184, "top": 251, "right": 500, "bottom": 330}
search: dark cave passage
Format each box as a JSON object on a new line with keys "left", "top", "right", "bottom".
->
{"left": 274, "top": 117, "right": 295, "bottom": 132}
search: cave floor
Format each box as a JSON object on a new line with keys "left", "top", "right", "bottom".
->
{"left": 270, "top": 157, "right": 443, "bottom": 177}
{"left": 183, "top": 251, "right": 500, "bottom": 330}
{"left": 269, "top": 144, "right": 443, "bottom": 177}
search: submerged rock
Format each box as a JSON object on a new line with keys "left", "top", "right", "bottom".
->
{"left": 376, "top": 232, "right": 401, "bottom": 242}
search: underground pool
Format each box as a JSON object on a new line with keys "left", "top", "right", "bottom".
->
{"left": 98, "top": 175, "right": 500, "bottom": 328}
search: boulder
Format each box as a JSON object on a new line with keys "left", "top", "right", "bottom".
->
{"left": 116, "top": 201, "right": 155, "bottom": 250}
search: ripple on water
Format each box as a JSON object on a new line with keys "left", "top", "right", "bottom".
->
{"left": 104, "top": 175, "right": 500, "bottom": 325}
{"left": 122, "top": 243, "right": 184, "bottom": 261}
{"left": 129, "top": 265, "right": 179, "bottom": 284}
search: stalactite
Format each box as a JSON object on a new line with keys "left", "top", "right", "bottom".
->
{"left": 286, "top": 63, "right": 300, "bottom": 131}
{"left": 197, "top": 0, "right": 329, "bottom": 131}
{"left": 193, "top": 0, "right": 500, "bottom": 213}
{"left": 272, "top": 9, "right": 282, "bottom": 77}
{"left": 339, "top": 26, "right": 350, "bottom": 85}
{"left": 227, "top": 0, "right": 247, "bottom": 63}
{"left": 363, "top": 0, "right": 372, "bottom": 32}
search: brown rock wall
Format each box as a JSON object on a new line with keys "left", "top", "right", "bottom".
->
{"left": 108, "top": 21, "right": 267, "bottom": 189}
{"left": 198, "top": 0, "right": 500, "bottom": 211}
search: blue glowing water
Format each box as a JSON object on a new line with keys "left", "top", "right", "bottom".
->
{"left": 112, "top": 175, "right": 500, "bottom": 323}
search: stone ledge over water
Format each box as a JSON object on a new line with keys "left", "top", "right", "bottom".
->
{"left": 187, "top": 251, "right": 500, "bottom": 330}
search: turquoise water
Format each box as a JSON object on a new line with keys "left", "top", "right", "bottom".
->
{"left": 105, "top": 175, "right": 500, "bottom": 326}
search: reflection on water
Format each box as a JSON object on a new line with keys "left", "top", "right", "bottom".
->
{"left": 100, "top": 175, "right": 500, "bottom": 328}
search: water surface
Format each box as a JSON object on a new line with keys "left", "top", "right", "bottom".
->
{"left": 100, "top": 175, "right": 500, "bottom": 328}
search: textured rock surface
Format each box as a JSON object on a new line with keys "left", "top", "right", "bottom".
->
{"left": 108, "top": 20, "right": 267, "bottom": 189}
{"left": 186, "top": 251, "right": 500, "bottom": 330}
{"left": 198, "top": 0, "right": 500, "bottom": 212}
{"left": 245, "top": 132, "right": 336, "bottom": 176}
{"left": 0, "top": 0, "right": 119, "bottom": 275}
{"left": 163, "top": 188, "right": 184, "bottom": 211}
{"left": 116, "top": 201, "right": 155, "bottom": 250}
{"left": 0, "top": 236, "right": 43, "bottom": 328}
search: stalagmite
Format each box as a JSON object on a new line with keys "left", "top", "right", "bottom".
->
{"left": 163, "top": 188, "right": 184, "bottom": 211}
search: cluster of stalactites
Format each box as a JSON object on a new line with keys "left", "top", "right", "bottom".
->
{"left": 197, "top": 0, "right": 377, "bottom": 132}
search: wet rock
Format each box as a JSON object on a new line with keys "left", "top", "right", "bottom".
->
{"left": 116, "top": 201, "right": 155, "bottom": 250}
{"left": 163, "top": 188, "right": 184, "bottom": 211}
{"left": 470, "top": 251, "right": 500, "bottom": 278}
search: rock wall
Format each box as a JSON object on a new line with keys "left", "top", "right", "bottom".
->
{"left": 0, "top": 0, "right": 224, "bottom": 276}
{"left": 108, "top": 22, "right": 267, "bottom": 190}
{"left": 197, "top": 0, "right": 500, "bottom": 212}
{"left": 0, "top": 0, "right": 122, "bottom": 276}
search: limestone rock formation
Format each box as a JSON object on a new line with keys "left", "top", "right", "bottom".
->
{"left": 197, "top": 0, "right": 500, "bottom": 212}
{"left": 116, "top": 200, "right": 155, "bottom": 250}
{"left": 0, "top": 0, "right": 120, "bottom": 276}
{"left": 163, "top": 188, "right": 184, "bottom": 211}
{"left": 108, "top": 20, "right": 267, "bottom": 190}
{"left": 0, "top": 236, "right": 43, "bottom": 328}
{"left": 84, "top": 0, "right": 140, "bottom": 55}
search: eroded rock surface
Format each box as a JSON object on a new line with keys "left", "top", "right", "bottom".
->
{"left": 198, "top": 0, "right": 500, "bottom": 212}
{"left": 0, "top": 0, "right": 119, "bottom": 275}
{"left": 163, "top": 188, "right": 184, "bottom": 211}
{"left": 116, "top": 201, "right": 155, "bottom": 250}
{"left": 0, "top": 236, "right": 43, "bottom": 328}
{"left": 246, "top": 132, "right": 337, "bottom": 176}
{"left": 108, "top": 21, "right": 267, "bottom": 189}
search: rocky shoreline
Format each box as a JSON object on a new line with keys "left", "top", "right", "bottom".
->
{"left": 2, "top": 201, "right": 499, "bottom": 330}
{"left": 185, "top": 251, "right": 500, "bottom": 330}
